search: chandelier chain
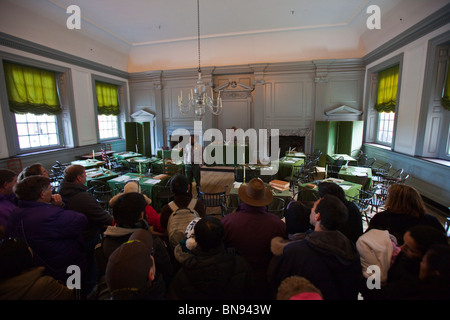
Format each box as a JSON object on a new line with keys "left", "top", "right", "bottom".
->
{"left": 197, "top": 0, "right": 201, "bottom": 73}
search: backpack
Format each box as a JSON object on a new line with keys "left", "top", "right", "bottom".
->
{"left": 167, "top": 198, "right": 200, "bottom": 246}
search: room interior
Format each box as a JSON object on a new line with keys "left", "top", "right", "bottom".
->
{"left": 0, "top": 0, "right": 449, "bottom": 218}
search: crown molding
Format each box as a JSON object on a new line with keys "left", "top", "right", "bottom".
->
{"left": 0, "top": 32, "right": 129, "bottom": 79}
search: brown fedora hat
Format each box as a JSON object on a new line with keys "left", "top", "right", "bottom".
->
{"left": 238, "top": 178, "right": 273, "bottom": 207}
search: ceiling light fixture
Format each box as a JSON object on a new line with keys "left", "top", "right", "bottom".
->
{"left": 178, "top": 0, "right": 222, "bottom": 121}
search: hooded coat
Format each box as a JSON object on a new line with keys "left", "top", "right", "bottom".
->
{"left": 274, "top": 230, "right": 361, "bottom": 300}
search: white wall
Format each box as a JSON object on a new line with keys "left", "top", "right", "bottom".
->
{"left": 365, "top": 24, "right": 450, "bottom": 156}
{"left": 0, "top": 44, "right": 130, "bottom": 153}
{"left": 0, "top": 0, "right": 129, "bottom": 72}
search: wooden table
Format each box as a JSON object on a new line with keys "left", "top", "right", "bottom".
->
{"left": 79, "top": 150, "right": 115, "bottom": 160}
{"left": 338, "top": 166, "right": 373, "bottom": 190}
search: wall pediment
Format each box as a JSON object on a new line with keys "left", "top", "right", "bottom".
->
{"left": 324, "top": 105, "right": 362, "bottom": 120}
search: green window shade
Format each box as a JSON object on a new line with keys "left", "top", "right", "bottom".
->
{"left": 375, "top": 65, "right": 399, "bottom": 113}
{"left": 442, "top": 62, "right": 450, "bottom": 111}
{"left": 3, "top": 61, "right": 61, "bottom": 115}
{"left": 96, "top": 81, "right": 120, "bottom": 115}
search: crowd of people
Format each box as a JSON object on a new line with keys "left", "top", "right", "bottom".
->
{"left": 0, "top": 163, "right": 449, "bottom": 300}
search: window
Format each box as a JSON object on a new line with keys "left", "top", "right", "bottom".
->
{"left": 377, "top": 111, "right": 395, "bottom": 144}
{"left": 95, "top": 81, "right": 120, "bottom": 140}
{"left": 375, "top": 64, "right": 400, "bottom": 146}
{"left": 98, "top": 114, "right": 118, "bottom": 140}
{"left": 3, "top": 61, "right": 64, "bottom": 151}
{"left": 16, "top": 113, "right": 59, "bottom": 149}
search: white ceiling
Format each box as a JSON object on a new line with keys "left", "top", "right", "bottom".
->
{"left": 1, "top": 0, "right": 449, "bottom": 72}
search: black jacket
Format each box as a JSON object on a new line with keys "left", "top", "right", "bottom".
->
{"left": 59, "top": 180, "right": 113, "bottom": 239}
{"left": 168, "top": 244, "right": 254, "bottom": 300}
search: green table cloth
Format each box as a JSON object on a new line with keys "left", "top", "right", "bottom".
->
{"left": 326, "top": 154, "right": 357, "bottom": 166}
{"left": 150, "top": 160, "right": 185, "bottom": 175}
{"left": 285, "top": 151, "right": 306, "bottom": 159}
{"left": 298, "top": 178, "right": 362, "bottom": 201}
{"left": 277, "top": 157, "right": 305, "bottom": 180}
{"left": 157, "top": 149, "right": 183, "bottom": 160}
{"left": 107, "top": 172, "right": 170, "bottom": 210}
{"left": 71, "top": 159, "right": 105, "bottom": 169}
{"left": 127, "top": 157, "right": 159, "bottom": 174}
{"left": 113, "top": 151, "right": 142, "bottom": 160}
{"left": 85, "top": 168, "right": 118, "bottom": 182}
{"left": 338, "top": 166, "right": 373, "bottom": 190}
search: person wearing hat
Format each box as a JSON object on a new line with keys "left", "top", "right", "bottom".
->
{"left": 109, "top": 180, "right": 163, "bottom": 234}
{"left": 105, "top": 229, "right": 166, "bottom": 300}
{"left": 221, "top": 178, "right": 287, "bottom": 299}
{"left": 94, "top": 192, "right": 173, "bottom": 294}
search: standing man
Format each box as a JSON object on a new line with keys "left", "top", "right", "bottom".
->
{"left": 184, "top": 135, "right": 203, "bottom": 194}
{"left": 222, "top": 178, "right": 287, "bottom": 299}
{"left": 58, "top": 164, "right": 113, "bottom": 297}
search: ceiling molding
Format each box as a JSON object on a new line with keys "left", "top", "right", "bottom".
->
{"left": 362, "top": 3, "right": 450, "bottom": 65}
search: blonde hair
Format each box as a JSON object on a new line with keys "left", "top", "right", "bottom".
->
{"left": 276, "top": 276, "right": 323, "bottom": 300}
{"left": 384, "top": 183, "right": 425, "bottom": 218}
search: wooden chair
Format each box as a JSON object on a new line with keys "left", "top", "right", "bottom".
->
{"left": 350, "top": 189, "right": 375, "bottom": 223}
{"left": 225, "top": 194, "right": 240, "bottom": 215}
{"left": 198, "top": 187, "right": 227, "bottom": 217}
{"left": 86, "top": 180, "right": 113, "bottom": 210}
{"left": 267, "top": 197, "right": 286, "bottom": 218}
{"left": 6, "top": 158, "right": 23, "bottom": 174}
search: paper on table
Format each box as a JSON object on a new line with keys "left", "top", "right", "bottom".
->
{"left": 233, "top": 182, "right": 242, "bottom": 189}
{"left": 283, "top": 160, "right": 296, "bottom": 163}
{"left": 110, "top": 175, "right": 130, "bottom": 182}
{"left": 340, "top": 185, "right": 352, "bottom": 190}
{"left": 143, "top": 178, "right": 160, "bottom": 185}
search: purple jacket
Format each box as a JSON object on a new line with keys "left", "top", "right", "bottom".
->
{"left": 0, "top": 193, "right": 17, "bottom": 230}
{"left": 5, "top": 200, "right": 88, "bottom": 282}
{"left": 222, "top": 202, "right": 287, "bottom": 273}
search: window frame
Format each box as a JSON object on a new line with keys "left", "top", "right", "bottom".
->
{"left": 364, "top": 54, "right": 404, "bottom": 149}
{"left": 0, "top": 53, "right": 74, "bottom": 155}
{"left": 91, "top": 74, "right": 127, "bottom": 143}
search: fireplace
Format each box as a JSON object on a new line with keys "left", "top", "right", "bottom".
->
{"left": 278, "top": 135, "right": 305, "bottom": 156}
{"left": 268, "top": 128, "right": 312, "bottom": 158}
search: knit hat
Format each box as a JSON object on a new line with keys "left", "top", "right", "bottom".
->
{"left": 184, "top": 217, "right": 201, "bottom": 251}
{"left": 105, "top": 229, "right": 154, "bottom": 294}
{"left": 109, "top": 180, "right": 152, "bottom": 207}
{"left": 356, "top": 229, "right": 394, "bottom": 282}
